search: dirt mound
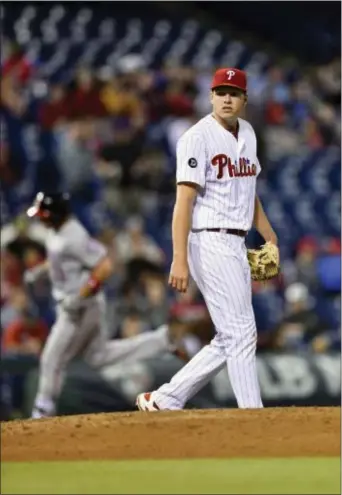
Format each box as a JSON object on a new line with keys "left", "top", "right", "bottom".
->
{"left": 2, "top": 407, "right": 340, "bottom": 461}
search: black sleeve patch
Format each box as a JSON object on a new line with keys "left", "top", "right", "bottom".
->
{"left": 188, "top": 158, "right": 197, "bottom": 168}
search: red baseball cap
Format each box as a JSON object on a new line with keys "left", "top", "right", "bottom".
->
{"left": 211, "top": 68, "right": 247, "bottom": 92}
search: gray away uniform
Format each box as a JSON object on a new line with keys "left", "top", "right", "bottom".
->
{"left": 33, "top": 217, "right": 170, "bottom": 417}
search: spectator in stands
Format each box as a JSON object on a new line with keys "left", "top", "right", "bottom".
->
{"left": 113, "top": 279, "right": 149, "bottom": 335}
{"left": 291, "top": 78, "right": 313, "bottom": 113}
{"left": 68, "top": 66, "right": 106, "bottom": 120}
{"left": 5, "top": 225, "right": 46, "bottom": 268}
{"left": 314, "top": 101, "right": 340, "bottom": 146}
{"left": 323, "top": 237, "right": 341, "bottom": 256}
{"left": 2, "top": 215, "right": 46, "bottom": 267}
{"left": 100, "top": 73, "right": 146, "bottom": 140}
{"left": 139, "top": 69, "right": 171, "bottom": 123}
{"left": 303, "top": 116, "right": 325, "bottom": 149}
{"left": 1, "top": 71, "right": 27, "bottom": 118}
{"left": 56, "top": 118, "right": 98, "bottom": 195}
{"left": 143, "top": 273, "right": 169, "bottom": 328}
{"left": 39, "top": 81, "right": 70, "bottom": 131}
{"left": 99, "top": 73, "right": 146, "bottom": 187}
{"left": 2, "top": 314, "right": 48, "bottom": 356}
{"left": 1, "top": 215, "right": 46, "bottom": 302}
{"left": 1, "top": 288, "right": 48, "bottom": 356}
{"left": 271, "top": 282, "right": 330, "bottom": 352}
{"left": 1, "top": 283, "right": 48, "bottom": 420}
{"left": 165, "top": 79, "right": 195, "bottom": 118}
{"left": 1, "top": 280, "right": 23, "bottom": 330}
{"left": 264, "top": 65, "right": 290, "bottom": 126}
{"left": 115, "top": 216, "right": 165, "bottom": 266}
{"left": 1, "top": 41, "right": 34, "bottom": 86}
{"left": 0, "top": 250, "right": 22, "bottom": 292}
{"left": 130, "top": 146, "right": 171, "bottom": 190}
{"left": 294, "top": 236, "right": 320, "bottom": 290}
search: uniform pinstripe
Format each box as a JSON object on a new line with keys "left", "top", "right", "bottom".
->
{"left": 153, "top": 114, "right": 263, "bottom": 409}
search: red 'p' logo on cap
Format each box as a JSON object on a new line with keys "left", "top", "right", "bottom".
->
{"left": 211, "top": 68, "right": 247, "bottom": 92}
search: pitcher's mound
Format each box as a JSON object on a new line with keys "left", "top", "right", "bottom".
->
{"left": 2, "top": 407, "right": 340, "bottom": 461}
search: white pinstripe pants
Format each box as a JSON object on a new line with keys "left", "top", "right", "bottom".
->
{"left": 155, "top": 230, "right": 263, "bottom": 409}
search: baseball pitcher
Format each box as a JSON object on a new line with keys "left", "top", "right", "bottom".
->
{"left": 137, "top": 67, "right": 280, "bottom": 411}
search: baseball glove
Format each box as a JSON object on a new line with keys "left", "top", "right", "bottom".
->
{"left": 247, "top": 242, "right": 280, "bottom": 281}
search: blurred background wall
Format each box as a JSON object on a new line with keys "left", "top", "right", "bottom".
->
{"left": 0, "top": 1, "right": 340, "bottom": 419}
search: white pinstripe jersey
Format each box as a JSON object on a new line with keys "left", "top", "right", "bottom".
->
{"left": 176, "top": 114, "right": 261, "bottom": 230}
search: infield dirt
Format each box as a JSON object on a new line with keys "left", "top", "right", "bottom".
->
{"left": 2, "top": 407, "right": 340, "bottom": 462}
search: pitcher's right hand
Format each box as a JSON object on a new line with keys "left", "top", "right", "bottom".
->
{"left": 168, "top": 259, "right": 189, "bottom": 293}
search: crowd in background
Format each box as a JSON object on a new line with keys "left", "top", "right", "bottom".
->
{"left": 1, "top": 7, "right": 341, "bottom": 417}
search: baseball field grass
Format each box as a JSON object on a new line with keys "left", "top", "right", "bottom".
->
{"left": 1, "top": 458, "right": 341, "bottom": 494}
{"left": 2, "top": 407, "right": 340, "bottom": 494}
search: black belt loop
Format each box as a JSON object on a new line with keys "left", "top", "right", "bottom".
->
{"left": 203, "top": 228, "right": 247, "bottom": 237}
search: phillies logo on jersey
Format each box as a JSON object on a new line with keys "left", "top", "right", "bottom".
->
{"left": 226, "top": 70, "right": 235, "bottom": 80}
{"left": 211, "top": 154, "right": 257, "bottom": 179}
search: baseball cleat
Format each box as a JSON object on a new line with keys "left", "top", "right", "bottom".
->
{"left": 136, "top": 392, "right": 161, "bottom": 411}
